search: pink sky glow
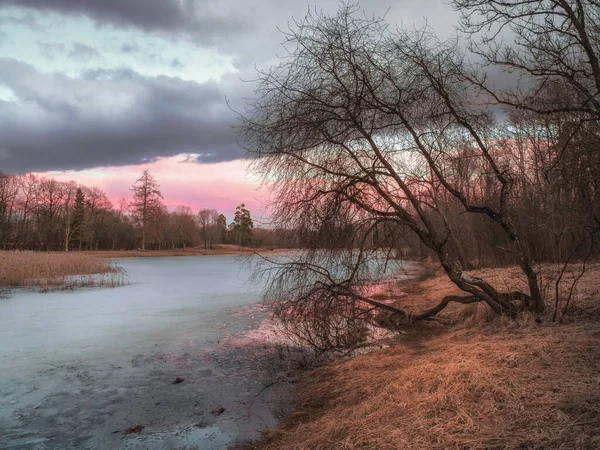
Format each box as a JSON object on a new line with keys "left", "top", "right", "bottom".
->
{"left": 39, "top": 156, "right": 269, "bottom": 223}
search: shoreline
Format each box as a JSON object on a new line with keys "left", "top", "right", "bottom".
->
{"left": 87, "top": 245, "right": 294, "bottom": 259}
{"left": 257, "top": 262, "right": 600, "bottom": 449}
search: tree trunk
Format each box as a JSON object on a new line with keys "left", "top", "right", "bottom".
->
{"left": 64, "top": 222, "right": 70, "bottom": 252}
{"left": 141, "top": 224, "right": 146, "bottom": 251}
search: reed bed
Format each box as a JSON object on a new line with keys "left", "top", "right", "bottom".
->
{"left": 0, "top": 250, "right": 124, "bottom": 291}
{"left": 260, "top": 264, "right": 600, "bottom": 450}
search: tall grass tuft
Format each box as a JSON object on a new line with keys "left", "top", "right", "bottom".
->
{"left": 0, "top": 250, "right": 125, "bottom": 292}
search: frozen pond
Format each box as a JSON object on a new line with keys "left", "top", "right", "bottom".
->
{"left": 0, "top": 255, "right": 294, "bottom": 449}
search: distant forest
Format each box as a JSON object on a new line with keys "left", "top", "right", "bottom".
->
{"left": 0, "top": 169, "right": 296, "bottom": 251}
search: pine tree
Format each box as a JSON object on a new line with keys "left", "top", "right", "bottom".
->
{"left": 71, "top": 188, "right": 85, "bottom": 250}
{"left": 230, "top": 203, "right": 253, "bottom": 248}
{"left": 217, "top": 213, "right": 228, "bottom": 244}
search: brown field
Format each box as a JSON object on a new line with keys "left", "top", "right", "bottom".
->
{"left": 260, "top": 263, "right": 600, "bottom": 450}
{"left": 0, "top": 250, "right": 123, "bottom": 291}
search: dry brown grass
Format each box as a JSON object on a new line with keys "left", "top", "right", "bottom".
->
{"left": 373, "top": 262, "right": 600, "bottom": 325}
{"left": 259, "top": 263, "right": 600, "bottom": 450}
{"left": 0, "top": 250, "right": 123, "bottom": 291}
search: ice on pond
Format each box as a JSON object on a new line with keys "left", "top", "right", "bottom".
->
{"left": 0, "top": 255, "right": 293, "bottom": 450}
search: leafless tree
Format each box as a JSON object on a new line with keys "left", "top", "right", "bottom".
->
{"left": 0, "top": 172, "right": 19, "bottom": 250}
{"left": 60, "top": 181, "right": 78, "bottom": 252}
{"left": 454, "top": 0, "right": 600, "bottom": 119}
{"left": 35, "top": 177, "right": 66, "bottom": 251}
{"left": 129, "top": 170, "right": 164, "bottom": 251}
{"left": 172, "top": 205, "right": 198, "bottom": 249}
{"left": 240, "top": 4, "right": 599, "bottom": 348}
{"left": 197, "top": 208, "right": 220, "bottom": 249}
{"left": 453, "top": 0, "right": 600, "bottom": 320}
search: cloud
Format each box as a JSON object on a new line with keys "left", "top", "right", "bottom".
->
{"left": 2, "top": 1, "right": 458, "bottom": 69}
{"left": 116, "top": 40, "right": 187, "bottom": 70}
{"left": 171, "top": 58, "right": 184, "bottom": 69}
{"left": 3, "top": 0, "right": 251, "bottom": 48}
{"left": 0, "top": 58, "right": 244, "bottom": 173}
{"left": 0, "top": 1, "right": 462, "bottom": 174}
{"left": 69, "top": 42, "right": 100, "bottom": 62}
{"left": 0, "top": 9, "right": 41, "bottom": 30}
{"left": 37, "top": 41, "right": 66, "bottom": 60}
{"left": 37, "top": 41, "right": 100, "bottom": 62}
{"left": 120, "top": 42, "right": 142, "bottom": 54}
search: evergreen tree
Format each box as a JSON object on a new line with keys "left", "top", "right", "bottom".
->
{"left": 217, "top": 213, "right": 228, "bottom": 244}
{"left": 230, "top": 203, "right": 253, "bottom": 248}
{"left": 71, "top": 188, "right": 85, "bottom": 250}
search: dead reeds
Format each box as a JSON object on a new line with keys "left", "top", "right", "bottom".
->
{"left": 0, "top": 250, "right": 124, "bottom": 292}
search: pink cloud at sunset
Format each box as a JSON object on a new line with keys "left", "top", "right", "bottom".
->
{"left": 40, "top": 156, "right": 269, "bottom": 222}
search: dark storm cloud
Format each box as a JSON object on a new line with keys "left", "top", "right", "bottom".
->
{"left": 3, "top": 0, "right": 250, "bottom": 46}
{"left": 0, "top": 9, "right": 40, "bottom": 29}
{"left": 0, "top": 1, "right": 460, "bottom": 172}
{"left": 0, "top": 58, "right": 244, "bottom": 173}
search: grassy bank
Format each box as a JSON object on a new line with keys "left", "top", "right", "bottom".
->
{"left": 0, "top": 250, "right": 123, "bottom": 291}
{"left": 85, "top": 244, "right": 286, "bottom": 258}
{"left": 260, "top": 263, "right": 600, "bottom": 449}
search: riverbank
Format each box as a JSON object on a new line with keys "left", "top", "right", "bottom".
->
{"left": 259, "top": 263, "right": 600, "bottom": 449}
{"left": 85, "top": 245, "right": 286, "bottom": 258}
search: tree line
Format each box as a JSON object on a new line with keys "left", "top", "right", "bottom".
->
{"left": 0, "top": 169, "right": 288, "bottom": 251}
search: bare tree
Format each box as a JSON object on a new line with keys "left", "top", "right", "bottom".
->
{"left": 197, "top": 208, "right": 220, "bottom": 249}
{"left": 36, "top": 177, "right": 66, "bottom": 251}
{"left": 241, "top": 5, "right": 567, "bottom": 349}
{"left": 453, "top": 0, "right": 600, "bottom": 319}
{"left": 81, "top": 187, "right": 112, "bottom": 251}
{"left": 453, "top": 0, "right": 600, "bottom": 119}
{"left": 129, "top": 170, "right": 163, "bottom": 251}
{"left": 173, "top": 205, "right": 198, "bottom": 249}
{"left": 60, "top": 181, "right": 78, "bottom": 251}
{"left": 0, "top": 172, "right": 19, "bottom": 250}
{"left": 14, "top": 174, "right": 38, "bottom": 250}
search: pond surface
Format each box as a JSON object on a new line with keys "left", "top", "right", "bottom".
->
{"left": 0, "top": 255, "right": 293, "bottom": 450}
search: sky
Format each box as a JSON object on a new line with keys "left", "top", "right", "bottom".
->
{"left": 0, "top": 0, "right": 457, "bottom": 217}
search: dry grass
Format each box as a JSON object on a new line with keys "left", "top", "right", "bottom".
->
{"left": 0, "top": 250, "right": 124, "bottom": 291}
{"left": 259, "top": 263, "right": 600, "bottom": 450}
{"left": 373, "top": 262, "right": 600, "bottom": 325}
